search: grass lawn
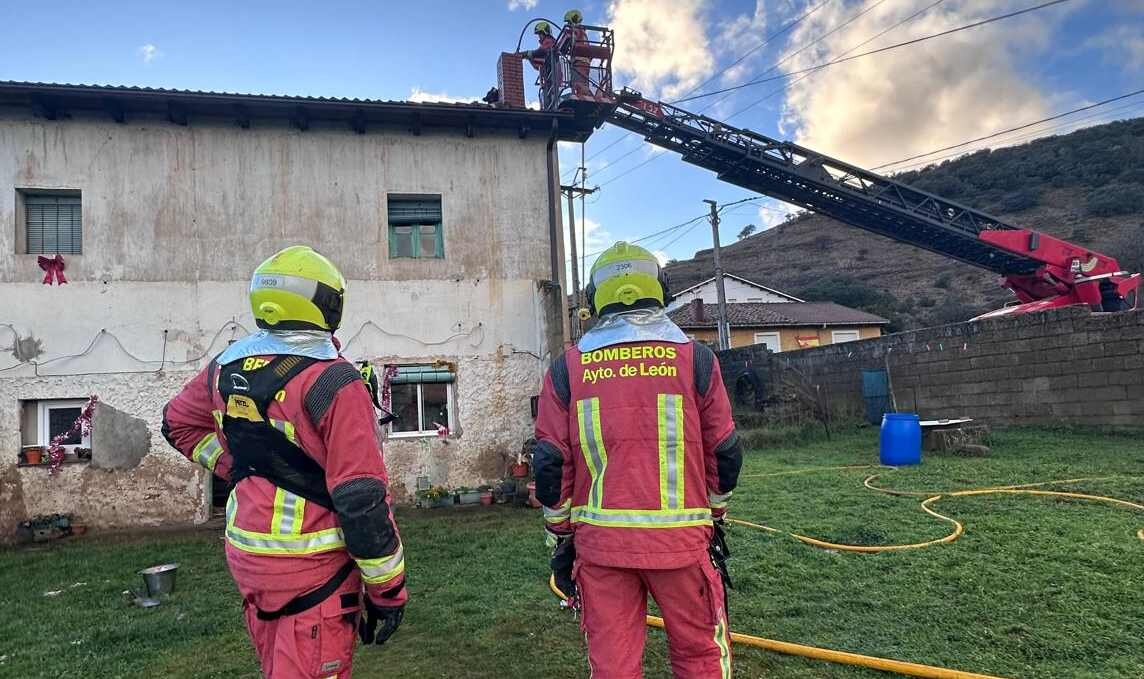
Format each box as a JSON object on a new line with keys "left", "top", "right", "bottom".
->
{"left": 2, "top": 427, "right": 1142, "bottom": 678}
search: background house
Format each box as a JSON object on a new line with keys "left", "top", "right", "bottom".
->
{"left": 669, "top": 298, "right": 888, "bottom": 351}
{"left": 666, "top": 273, "right": 803, "bottom": 310}
{"left": 0, "top": 80, "right": 587, "bottom": 537}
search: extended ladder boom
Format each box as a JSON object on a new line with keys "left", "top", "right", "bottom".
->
{"left": 528, "top": 20, "right": 1138, "bottom": 317}
{"left": 607, "top": 94, "right": 1039, "bottom": 275}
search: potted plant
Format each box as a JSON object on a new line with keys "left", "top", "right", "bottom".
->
{"left": 479, "top": 485, "right": 494, "bottom": 506}
{"left": 21, "top": 445, "right": 44, "bottom": 465}
{"left": 421, "top": 486, "right": 451, "bottom": 509}
{"left": 75, "top": 447, "right": 92, "bottom": 460}
{"left": 457, "top": 486, "right": 483, "bottom": 505}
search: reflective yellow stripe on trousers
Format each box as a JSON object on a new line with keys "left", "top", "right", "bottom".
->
{"left": 225, "top": 490, "right": 345, "bottom": 556}
{"left": 571, "top": 394, "right": 712, "bottom": 529}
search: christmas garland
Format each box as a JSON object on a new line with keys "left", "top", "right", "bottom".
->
{"left": 47, "top": 395, "right": 98, "bottom": 475}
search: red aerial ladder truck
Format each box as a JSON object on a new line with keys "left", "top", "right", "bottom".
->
{"left": 527, "top": 20, "right": 1140, "bottom": 320}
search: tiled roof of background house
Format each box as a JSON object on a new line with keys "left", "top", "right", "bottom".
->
{"left": 669, "top": 301, "right": 889, "bottom": 328}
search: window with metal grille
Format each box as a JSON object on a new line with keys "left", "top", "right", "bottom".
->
{"left": 23, "top": 192, "right": 82, "bottom": 255}
{"left": 387, "top": 195, "right": 443, "bottom": 259}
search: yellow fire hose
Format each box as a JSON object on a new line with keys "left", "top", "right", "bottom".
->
{"left": 549, "top": 574, "right": 1005, "bottom": 678}
{"left": 547, "top": 467, "right": 1144, "bottom": 677}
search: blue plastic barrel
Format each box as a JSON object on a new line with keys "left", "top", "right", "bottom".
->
{"left": 861, "top": 369, "right": 890, "bottom": 425}
{"left": 880, "top": 413, "right": 922, "bottom": 465}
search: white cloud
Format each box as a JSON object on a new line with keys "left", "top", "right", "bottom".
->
{"left": 778, "top": 0, "right": 1074, "bottom": 168}
{"left": 138, "top": 44, "right": 162, "bottom": 64}
{"left": 508, "top": 0, "right": 538, "bottom": 10}
{"left": 1087, "top": 26, "right": 1144, "bottom": 71}
{"left": 407, "top": 87, "right": 481, "bottom": 104}
{"left": 607, "top": 0, "right": 716, "bottom": 99}
{"left": 716, "top": 0, "right": 768, "bottom": 85}
{"left": 756, "top": 200, "right": 800, "bottom": 231}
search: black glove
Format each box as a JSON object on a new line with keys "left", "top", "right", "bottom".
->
{"left": 709, "top": 520, "right": 732, "bottom": 591}
{"left": 551, "top": 536, "right": 577, "bottom": 603}
{"left": 359, "top": 596, "right": 404, "bottom": 646}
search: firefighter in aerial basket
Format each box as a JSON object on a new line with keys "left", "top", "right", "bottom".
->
{"left": 523, "top": 21, "right": 559, "bottom": 108}
{"left": 533, "top": 241, "right": 743, "bottom": 678}
{"left": 162, "top": 245, "right": 406, "bottom": 678}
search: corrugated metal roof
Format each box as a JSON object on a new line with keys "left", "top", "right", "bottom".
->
{"left": 669, "top": 301, "right": 889, "bottom": 328}
{"left": 0, "top": 80, "right": 500, "bottom": 110}
{"left": 0, "top": 79, "right": 594, "bottom": 141}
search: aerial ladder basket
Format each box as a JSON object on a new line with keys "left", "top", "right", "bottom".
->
{"left": 536, "top": 22, "right": 616, "bottom": 123}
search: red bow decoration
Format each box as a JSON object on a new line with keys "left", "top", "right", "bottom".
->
{"left": 38, "top": 254, "right": 68, "bottom": 285}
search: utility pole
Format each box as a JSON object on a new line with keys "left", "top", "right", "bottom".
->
{"left": 704, "top": 199, "right": 731, "bottom": 351}
{"left": 561, "top": 183, "right": 597, "bottom": 338}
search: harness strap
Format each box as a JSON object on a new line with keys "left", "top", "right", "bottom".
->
{"left": 255, "top": 560, "right": 356, "bottom": 621}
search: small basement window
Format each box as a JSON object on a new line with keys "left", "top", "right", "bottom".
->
{"left": 388, "top": 365, "right": 454, "bottom": 437}
{"left": 21, "top": 191, "right": 82, "bottom": 255}
{"left": 388, "top": 195, "right": 444, "bottom": 259}
{"left": 21, "top": 399, "right": 91, "bottom": 459}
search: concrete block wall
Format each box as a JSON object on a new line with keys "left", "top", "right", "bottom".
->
{"left": 719, "top": 307, "right": 1144, "bottom": 428}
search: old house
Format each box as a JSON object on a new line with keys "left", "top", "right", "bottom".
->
{"left": 0, "top": 79, "right": 589, "bottom": 538}
{"left": 667, "top": 273, "right": 888, "bottom": 350}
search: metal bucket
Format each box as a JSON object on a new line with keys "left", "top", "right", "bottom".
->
{"left": 139, "top": 563, "right": 178, "bottom": 597}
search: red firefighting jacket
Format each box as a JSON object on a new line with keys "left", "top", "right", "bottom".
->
{"left": 534, "top": 339, "right": 741, "bottom": 569}
{"left": 163, "top": 354, "right": 406, "bottom": 609}
{"left": 528, "top": 34, "right": 557, "bottom": 72}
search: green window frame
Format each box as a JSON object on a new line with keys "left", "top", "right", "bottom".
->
{"left": 387, "top": 195, "right": 444, "bottom": 259}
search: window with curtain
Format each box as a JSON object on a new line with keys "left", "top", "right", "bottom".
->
{"left": 24, "top": 192, "right": 82, "bottom": 254}
{"left": 387, "top": 195, "right": 443, "bottom": 259}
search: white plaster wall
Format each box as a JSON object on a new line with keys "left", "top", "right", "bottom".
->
{"left": 0, "top": 371, "right": 208, "bottom": 534}
{"left": 0, "top": 111, "right": 561, "bottom": 535}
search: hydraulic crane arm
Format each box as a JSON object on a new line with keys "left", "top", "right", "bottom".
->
{"left": 529, "top": 21, "right": 1139, "bottom": 318}
{"left": 601, "top": 93, "right": 1139, "bottom": 317}
{"left": 607, "top": 94, "right": 1039, "bottom": 276}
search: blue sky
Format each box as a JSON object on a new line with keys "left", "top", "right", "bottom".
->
{"left": 2, "top": 0, "right": 1142, "bottom": 277}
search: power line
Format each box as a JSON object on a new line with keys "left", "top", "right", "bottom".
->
{"left": 594, "top": 0, "right": 899, "bottom": 186}
{"left": 887, "top": 100, "right": 1144, "bottom": 173}
{"left": 671, "top": 0, "right": 1074, "bottom": 105}
{"left": 873, "top": 88, "right": 1144, "bottom": 170}
{"left": 563, "top": 0, "right": 834, "bottom": 182}
{"left": 728, "top": 0, "right": 947, "bottom": 120}
{"left": 567, "top": 213, "right": 708, "bottom": 262}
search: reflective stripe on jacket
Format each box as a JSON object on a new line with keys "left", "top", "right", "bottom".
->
{"left": 535, "top": 340, "right": 737, "bottom": 569}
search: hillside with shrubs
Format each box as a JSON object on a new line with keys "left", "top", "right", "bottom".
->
{"left": 665, "top": 116, "right": 1144, "bottom": 331}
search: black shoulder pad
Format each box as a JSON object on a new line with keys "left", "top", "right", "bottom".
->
{"left": 550, "top": 354, "right": 571, "bottom": 408}
{"left": 692, "top": 341, "right": 716, "bottom": 397}
{"left": 305, "top": 361, "right": 362, "bottom": 426}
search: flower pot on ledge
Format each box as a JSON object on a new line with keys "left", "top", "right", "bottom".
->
{"left": 21, "top": 446, "right": 44, "bottom": 465}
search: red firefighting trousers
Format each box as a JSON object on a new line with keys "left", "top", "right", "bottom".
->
{"left": 577, "top": 558, "right": 732, "bottom": 679}
{"left": 240, "top": 570, "right": 362, "bottom": 679}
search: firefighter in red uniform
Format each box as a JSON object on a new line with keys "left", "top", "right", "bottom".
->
{"left": 563, "top": 9, "right": 591, "bottom": 97}
{"left": 534, "top": 242, "right": 743, "bottom": 678}
{"left": 163, "top": 246, "right": 406, "bottom": 678}
{"left": 523, "top": 21, "right": 559, "bottom": 108}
